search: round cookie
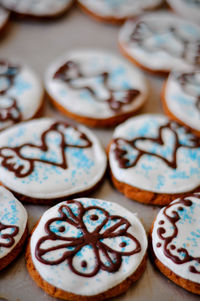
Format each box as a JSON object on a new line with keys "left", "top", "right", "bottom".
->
{"left": 0, "top": 7, "right": 10, "bottom": 32}
{"left": 108, "top": 114, "right": 200, "bottom": 206}
{"left": 150, "top": 193, "right": 200, "bottom": 294}
{"left": 119, "top": 12, "right": 200, "bottom": 74}
{"left": 167, "top": 0, "right": 200, "bottom": 25}
{"left": 162, "top": 70, "right": 200, "bottom": 136}
{"left": 45, "top": 50, "right": 148, "bottom": 127}
{"left": 0, "top": 186, "right": 28, "bottom": 271}
{"left": 78, "top": 0, "right": 163, "bottom": 24}
{"left": 26, "top": 197, "right": 147, "bottom": 300}
{"left": 0, "top": 0, "right": 73, "bottom": 19}
{"left": 0, "top": 118, "right": 107, "bottom": 204}
{"left": 0, "top": 59, "right": 44, "bottom": 131}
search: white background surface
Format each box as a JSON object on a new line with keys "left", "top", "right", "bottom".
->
{"left": 0, "top": 4, "right": 199, "bottom": 301}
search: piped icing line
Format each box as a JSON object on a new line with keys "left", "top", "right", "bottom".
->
{"left": 119, "top": 12, "right": 200, "bottom": 71}
{"left": 45, "top": 50, "right": 148, "bottom": 119}
{"left": 0, "top": 118, "right": 107, "bottom": 199}
{"left": 78, "top": 0, "right": 163, "bottom": 19}
{"left": 30, "top": 198, "right": 147, "bottom": 296}
{"left": 0, "top": 186, "right": 27, "bottom": 259}
{"left": 0, "top": 0, "right": 73, "bottom": 17}
{"left": 164, "top": 70, "right": 200, "bottom": 131}
{"left": 0, "top": 59, "right": 44, "bottom": 131}
{"left": 109, "top": 114, "right": 200, "bottom": 194}
{"left": 152, "top": 193, "right": 200, "bottom": 283}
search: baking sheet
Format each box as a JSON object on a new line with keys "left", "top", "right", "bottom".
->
{"left": 0, "top": 6, "right": 199, "bottom": 301}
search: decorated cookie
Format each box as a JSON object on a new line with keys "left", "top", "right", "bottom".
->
{"left": 167, "top": 0, "right": 200, "bottom": 25}
{"left": 0, "top": 60, "right": 44, "bottom": 131}
{"left": 0, "top": 0, "right": 73, "bottom": 18}
{"left": 26, "top": 197, "right": 147, "bottom": 300}
{"left": 45, "top": 50, "right": 148, "bottom": 127}
{"left": 151, "top": 193, "right": 200, "bottom": 294}
{"left": 119, "top": 12, "right": 200, "bottom": 74}
{"left": 0, "top": 6, "right": 9, "bottom": 32}
{"left": 0, "top": 118, "right": 107, "bottom": 204}
{"left": 108, "top": 114, "right": 200, "bottom": 205}
{"left": 162, "top": 70, "right": 200, "bottom": 136}
{"left": 0, "top": 186, "right": 28, "bottom": 271}
{"left": 78, "top": 0, "right": 163, "bottom": 24}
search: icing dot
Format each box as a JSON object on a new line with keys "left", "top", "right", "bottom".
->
{"left": 90, "top": 215, "right": 98, "bottom": 221}
{"left": 189, "top": 265, "right": 196, "bottom": 273}
{"left": 120, "top": 242, "right": 127, "bottom": 248}
{"left": 158, "top": 220, "right": 164, "bottom": 225}
{"left": 170, "top": 245, "right": 176, "bottom": 250}
{"left": 58, "top": 226, "right": 65, "bottom": 233}
{"left": 81, "top": 260, "right": 87, "bottom": 268}
{"left": 178, "top": 207, "right": 184, "bottom": 211}
{"left": 156, "top": 243, "right": 161, "bottom": 248}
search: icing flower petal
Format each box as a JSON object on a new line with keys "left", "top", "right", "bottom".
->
{"left": 82, "top": 207, "right": 108, "bottom": 233}
{"left": 100, "top": 215, "right": 130, "bottom": 237}
{"left": 98, "top": 242, "right": 121, "bottom": 272}
{"left": 69, "top": 244, "right": 100, "bottom": 277}
{"left": 0, "top": 222, "right": 19, "bottom": 248}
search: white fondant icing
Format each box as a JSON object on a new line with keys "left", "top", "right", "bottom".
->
{"left": 78, "top": 0, "right": 163, "bottom": 19}
{"left": 0, "top": 186, "right": 27, "bottom": 258}
{"left": 165, "top": 70, "right": 200, "bottom": 132}
{"left": 119, "top": 12, "right": 200, "bottom": 72}
{"left": 1, "top": 0, "right": 73, "bottom": 17}
{"left": 0, "top": 118, "right": 107, "bottom": 199}
{"left": 152, "top": 193, "right": 200, "bottom": 283}
{"left": 109, "top": 114, "right": 200, "bottom": 194}
{"left": 0, "top": 60, "right": 44, "bottom": 131}
{"left": 0, "top": 7, "right": 9, "bottom": 29}
{"left": 167, "top": 0, "right": 200, "bottom": 25}
{"left": 30, "top": 197, "right": 147, "bottom": 296}
{"left": 45, "top": 50, "right": 148, "bottom": 120}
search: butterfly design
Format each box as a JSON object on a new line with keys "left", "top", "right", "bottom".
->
{"left": 113, "top": 121, "right": 200, "bottom": 169}
{"left": 0, "top": 122, "right": 92, "bottom": 178}
{"left": 35, "top": 199, "right": 141, "bottom": 277}
{"left": 130, "top": 21, "right": 200, "bottom": 66}
{"left": 53, "top": 60, "right": 140, "bottom": 112}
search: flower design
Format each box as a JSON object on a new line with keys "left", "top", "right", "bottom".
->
{"left": 0, "top": 222, "right": 19, "bottom": 248}
{"left": 35, "top": 200, "right": 141, "bottom": 277}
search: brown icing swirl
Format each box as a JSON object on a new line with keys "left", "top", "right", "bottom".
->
{"left": 156, "top": 194, "right": 200, "bottom": 274}
{"left": 0, "top": 61, "right": 22, "bottom": 124}
{"left": 0, "top": 222, "right": 19, "bottom": 248}
{"left": 113, "top": 121, "right": 200, "bottom": 169}
{"left": 35, "top": 199, "right": 141, "bottom": 277}
{"left": 130, "top": 21, "right": 200, "bottom": 66}
{"left": 53, "top": 60, "right": 140, "bottom": 112}
{"left": 0, "top": 121, "right": 92, "bottom": 178}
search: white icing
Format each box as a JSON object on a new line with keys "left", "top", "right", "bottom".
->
{"left": 0, "top": 186, "right": 27, "bottom": 259}
{"left": 1, "top": 0, "right": 73, "bottom": 17}
{"left": 109, "top": 114, "right": 200, "bottom": 194}
{"left": 45, "top": 50, "right": 148, "bottom": 120}
{"left": 167, "top": 0, "right": 200, "bottom": 25}
{"left": 152, "top": 193, "right": 200, "bottom": 283}
{"left": 78, "top": 0, "right": 163, "bottom": 19}
{"left": 30, "top": 197, "right": 147, "bottom": 296}
{"left": 165, "top": 70, "right": 200, "bottom": 132}
{"left": 0, "top": 118, "right": 107, "bottom": 199}
{"left": 0, "top": 7, "right": 9, "bottom": 29}
{"left": 119, "top": 12, "right": 200, "bottom": 72}
{"left": 0, "top": 60, "right": 44, "bottom": 131}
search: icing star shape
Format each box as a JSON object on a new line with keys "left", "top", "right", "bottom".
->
{"left": 35, "top": 200, "right": 141, "bottom": 277}
{"left": 54, "top": 60, "right": 140, "bottom": 112}
{"left": 113, "top": 121, "right": 200, "bottom": 169}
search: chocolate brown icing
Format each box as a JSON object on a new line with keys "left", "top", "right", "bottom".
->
{"left": 0, "top": 121, "right": 92, "bottom": 178}
{"left": 0, "top": 222, "right": 19, "bottom": 248}
{"left": 54, "top": 60, "right": 140, "bottom": 112}
{"left": 113, "top": 121, "right": 200, "bottom": 169}
{"left": 35, "top": 199, "right": 141, "bottom": 277}
{"left": 130, "top": 21, "right": 200, "bottom": 66}
{"left": 156, "top": 194, "right": 200, "bottom": 274}
{"left": 0, "top": 61, "right": 22, "bottom": 124}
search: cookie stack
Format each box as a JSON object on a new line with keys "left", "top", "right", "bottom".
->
{"left": 0, "top": 0, "right": 200, "bottom": 300}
